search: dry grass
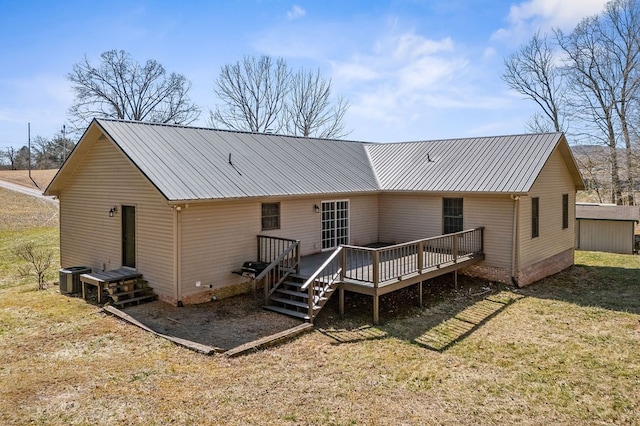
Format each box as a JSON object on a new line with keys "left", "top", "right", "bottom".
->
{"left": 0, "top": 188, "right": 59, "bottom": 290}
{"left": 1, "top": 193, "right": 639, "bottom": 425}
{"left": 0, "top": 187, "right": 59, "bottom": 230}
{"left": 0, "top": 168, "right": 58, "bottom": 190}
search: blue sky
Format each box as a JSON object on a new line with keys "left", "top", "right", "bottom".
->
{"left": 0, "top": 0, "right": 609, "bottom": 149}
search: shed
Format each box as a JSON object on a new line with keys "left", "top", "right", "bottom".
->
{"left": 575, "top": 203, "right": 639, "bottom": 254}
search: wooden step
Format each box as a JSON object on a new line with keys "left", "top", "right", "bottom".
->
{"left": 274, "top": 288, "right": 308, "bottom": 299}
{"left": 270, "top": 296, "right": 309, "bottom": 309}
{"left": 112, "top": 294, "right": 157, "bottom": 307}
{"left": 263, "top": 305, "right": 310, "bottom": 320}
{"left": 109, "top": 288, "right": 154, "bottom": 298}
{"left": 282, "top": 280, "right": 304, "bottom": 289}
{"left": 280, "top": 282, "right": 334, "bottom": 294}
{"left": 288, "top": 274, "right": 307, "bottom": 281}
{"left": 270, "top": 296, "right": 323, "bottom": 310}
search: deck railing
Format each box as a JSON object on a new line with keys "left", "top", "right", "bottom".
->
{"left": 301, "top": 246, "right": 343, "bottom": 322}
{"left": 342, "top": 227, "right": 484, "bottom": 288}
{"left": 256, "top": 235, "right": 300, "bottom": 303}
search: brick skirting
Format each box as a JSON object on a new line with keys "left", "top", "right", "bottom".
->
{"left": 515, "top": 248, "right": 574, "bottom": 287}
{"left": 462, "top": 247, "right": 575, "bottom": 287}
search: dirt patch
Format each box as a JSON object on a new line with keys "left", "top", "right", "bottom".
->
{"left": 118, "top": 274, "right": 499, "bottom": 353}
{"left": 121, "top": 294, "right": 303, "bottom": 350}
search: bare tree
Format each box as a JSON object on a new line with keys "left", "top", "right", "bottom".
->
{"left": 573, "top": 145, "right": 611, "bottom": 203}
{"left": 283, "top": 68, "right": 351, "bottom": 138}
{"left": 210, "top": 55, "right": 290, "bottom": 133}
{"left": 600, "top": 0, "right": 640, "bottom": 204}
{"left": 502, "top": 31, "right": 566, "bottom": 132}
{"left": 67, "top": 50, "right": 200, "bottom": 131}
{"left": 211, "top": 55, "right": 351, "bottom": 138}
{"left": 2, "top": 146, "right": 17, "bottom": 170}
{"left": 30, "top": 136, "right": 53, "bottom": 169}
{"left": 15, "top": 243, "right": 54, "bottom": 290}
{"left": 557, "top": 16, "right": 626, "bottom": 204}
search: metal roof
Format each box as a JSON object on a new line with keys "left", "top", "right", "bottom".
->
{"left": 47, "top": 119, "right": 583, "bottom": 201}
{"left": 576, "top": 204, "right": 640, "bottom": 222}
{"left": 96, "top": 119, "right": 379, "bottom": 201}
{"left": 366, "top": 133, "right": 566, "bottom": 193}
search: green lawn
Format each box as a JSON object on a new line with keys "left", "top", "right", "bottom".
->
{"left": 1, "top": 189, "right": 639, "bottom": 425}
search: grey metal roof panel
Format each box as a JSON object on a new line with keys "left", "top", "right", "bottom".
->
{"left": 93, "top": 119, "right": 570, "bottom": 201}
{"left": 96, "top": 119, "right": 379, "bottom": 201}
{"left": 366, "top": 133, "right": 563, "bottom": 193}
{"left": 576, "top": 204, "right": 639, "bottom": 221}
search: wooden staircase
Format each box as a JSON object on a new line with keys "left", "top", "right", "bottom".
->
{"left": 105, "top": 277, "right": 157, "bottom": 308}
{"left": 264, "top": 274, "right": 337, "bottom": 321}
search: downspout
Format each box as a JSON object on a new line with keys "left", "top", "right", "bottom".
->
{"left": 174, "top": 205, "right": 183, "bottom": 306}
{"left": 510, "top": 195, "right": 520, "bottom": 286}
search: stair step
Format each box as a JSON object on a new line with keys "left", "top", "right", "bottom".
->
{"left": 109, "top": 288, "right": 154, "bottom": 298}
{"left": 112, "top": 294, "right": 157, "bottom": 307}
{"left": 263, "top": 305, "right": 310, "bottom": 320}
{"left": 275, "top": 288, "right": 308, "bottom": 299}
{"left": 283, "top": 280, "right": 304, "bottom": 288}
{"left": 270, "top": 297, "right": 309, "bottom": 309}
{"left": 270, "top": 297, "right": 323, "bottom": 310}
{"left": 288, "top": 274, "right": 307, "bottom": 281}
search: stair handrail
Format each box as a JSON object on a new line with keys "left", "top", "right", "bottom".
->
{"left": 301, "top": 247, "right": 343, "bottom": 322}
{"left": 300, "top": 246, "right": 343, "bottom": 291}
{"left": 257, "top": 240, "right": 300, "bottom": 303}
{"left": 255, "top": 241, "right": 298, "bottom": 282}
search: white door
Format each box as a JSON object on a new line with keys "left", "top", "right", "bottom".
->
{"left": 321, "top": 200, "right": 349, "bottom": 250}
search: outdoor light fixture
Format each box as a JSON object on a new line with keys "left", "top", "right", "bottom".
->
{"left": 109, "top": 207, "right": 117, "bottom": 217}
{"left": 314, "top": 204, "right": 320, "bottom": 213}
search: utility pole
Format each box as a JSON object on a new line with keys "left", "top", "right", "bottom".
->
{"left": 27, "top": 123, "right": 39, "bottom": 189}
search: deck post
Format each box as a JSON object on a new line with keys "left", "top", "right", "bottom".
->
{"left": 295, "top": 240, "right": 301, "bottom": 274}
{"left": 418, "top": 241, "right": 424, "bottom": 272}
{"left": 257, "top": 236, "right": 262, "bottom": 262}
{"left": 373, "top": 293, "right": 379, "bottom": 324}
{"left": 264, "top": 273, "right": 269, "bottom": 304}
{"left": 418, "top": 281, "right": 423, "bottom": 307}
{"left": 339, "top": 287, "right": 344, "bottom": 317}
{"left": 454, "top": 270, "right": 458, "bottom": 289}
{"left": 308, "top": 281, "right": 314, "bottom": 322}
{"left": 373, "top": 250, "right": 380, "bottom": 289}
{"left": 453, "top": 235, "right": 458, "bottom": 263}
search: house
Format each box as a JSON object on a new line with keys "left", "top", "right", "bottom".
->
{"left": 575, "top": 203, "right": 639, "bottom": 254}
{"left": 45, "top": 119, "right": 585, "bottom": 317}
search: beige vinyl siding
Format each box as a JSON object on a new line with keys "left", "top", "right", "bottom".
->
{"left": 179, "top": 200, "right": 257, "bottom": 297}
{"left": 577, "top": 219, "right": 635, "bottom": 254}
{"left": 518, "top": 146, "right": 576, "bottom": 269}
{"left": 378, "top": 193, "right": 442, "bottom": 243}
{"left": 379, "top": 193, "right": 513, "bottom": 270}
{"left": 59, "top": 136, "right": 175, "bottom": 297}
{"left": 179, "top": 194, "right": 379, "bottom": 297}
{"left": 464, "top": 195, "right": 514, "bottom": 270}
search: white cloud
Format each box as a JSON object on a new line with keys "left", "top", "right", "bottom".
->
{"left": 482, "top": 47, "right": 497, "bottom": 60}
{"left": 332, "top": 31, "right": 497, "bottom": 131}
{"left": 287, "top": 5, "right": 306, "bottom": 20}
{"left": 492, "top": 0, "right": 608, "bottom": 43}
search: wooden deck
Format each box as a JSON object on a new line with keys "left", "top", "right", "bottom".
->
{"left": 295, "top": 227, "right": 485, "bottom": 324}
{"left": 299, "top": 247, "right": 484, "bottom": 295}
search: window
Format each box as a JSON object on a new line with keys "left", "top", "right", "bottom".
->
{"left": 562, "top": 194, "right": 569, "bottom": 229}
{"left": 532, "top": 197, "right": 540, "bottom": 238}
{"left": 261, "top": 203, "right": 280, "bottom": 230}
{"left": 443, "top": 198, "right": 463, "bottom": 234}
